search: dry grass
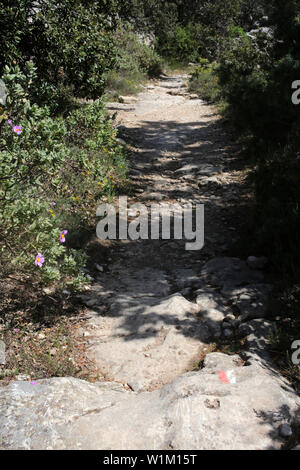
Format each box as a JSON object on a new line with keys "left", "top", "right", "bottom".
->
{"left": 0, "top": 278, "right": 102, "bottom": 386}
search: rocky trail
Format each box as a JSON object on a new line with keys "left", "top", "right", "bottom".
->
{"left": 1, "top": 75, "right": 299, "bottom": 450}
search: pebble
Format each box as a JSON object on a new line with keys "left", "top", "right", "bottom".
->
{"left": 232, "top": 319, "right": 241, "bottom": 328}
{"left": 247, "top": 256, "right": 268, "bottom": 270}
{"left": 116, "top": 137, "right": 126, "bottom": 145}
{"left": 238, "top": 324, "right": 253, "bottom": 337}
{"left": 86, "top": 298, "right": 99, "bottom": 307}
{"left": 16, "top": 374, "right": 30, "bottom": 381}
{"left": 223, "top": 329, "right": 233, "bottom": 338}
{"left": 95, "top": 264, "right": 104, "bottom": 272}
{"left": 240, "top": 294, "right": 251, "bottom": 301}
{"left": 204, "top": 398, "right": 220, "bottom": 409}
{"left": 224, "top": 314, "right": 235, "bottom": 323}
{"left": 82, "top": 285, "right": 91, "bottom": 291}
{"left": 279, "top": 423, "right": 293, "bottom": 438}
{"left": 43, "top": 287, "right": 55, "bottom": 295}
{"left": 0, "top": 340, "right": 5, "bottom": 365}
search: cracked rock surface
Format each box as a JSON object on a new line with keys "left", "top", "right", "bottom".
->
{"left": 1, "top": 352, "right": 299, "bottom": 450}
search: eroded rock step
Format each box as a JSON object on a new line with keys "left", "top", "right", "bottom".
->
{"left": 1, "top": 351, "right": 299, "bottom": 450}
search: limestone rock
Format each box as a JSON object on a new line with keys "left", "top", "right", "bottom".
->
{"left": 244, "top": 319, "right": 274, "bottom": 354}
{"left": 174, "top": 269, "right": 202, "bottom": 289}
{"left": 223, "top": 328, "right": 233, "bottom": 338}
{"left": 232, "top": 284, "right": 272, "bottom": 321}
{"left": 247, "top": 256, "right": 268, "bottom": 270}
{"left": 238, "top": 323, "right": 253, "bottom": 337}
{"left": 200, "top": 258, "right": 264, "bottom": 296}
{"left": 197, "top": 164, "right": 223, "bottom": 176}
{"left": 119, "top": 96, "right": 138, "bottom": 104}
{"left": 0, "top": 80, "right": 6, "bottom": 106}
{"left": 86, "top": 293, "right": 208, "bottom": 391}
{"left": 107, "top": 102, "right": 135, "bottom": 111}
{"left": 195, "top": 288, "right": 229, "bottom": 314}
{"left": 140, "top": 192, "right": 165, "bottom": 201}
{"left": 1, "top": 352, "right": 299, "bottom": 450}
{"left": 175, "top": 164, "right": 199, "bottom": 173}
{"left": 279, "top": 423, "right": 293, "bottom": 438}
{"left": 0, "top": 341, "right": 5, "bottom": 365}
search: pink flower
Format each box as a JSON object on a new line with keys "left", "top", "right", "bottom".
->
{"left": 7, "top": 119, "right": 13, "bottom": 127}
{"left": 59, "top": 230, "right": 68, "bottom": 243}
{"left": 13, "top": 125, "right": 22, "bottom": 135}
{"left": 30, "top": 381, "right": 37, "bottom": 385}
{"left": 35, "top": 253, "right": 45, "bottom": 267}
{"left": 50, "top": 201, "right": 56, "bottom": 206}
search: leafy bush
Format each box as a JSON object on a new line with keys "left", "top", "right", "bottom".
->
{"left": 163, "top": 24, "right": 201, "bottom": 63}
{"left": 0, "top": 63, "right": 127, "bottom": 288}
{"left": 105, "top": 22, "right": 163, "bottom": 97}
{"left": 216, "top": 2, "right": 300, "bottom": 277}
{"left": 0, "top": 1, "right": 118, "bottom": 112}
{"left": 253, "top": 135, "right": 300, "bottom": 274}
{"left": 137, "top": 43, "right": 163, "bottom": 78}
{"left": 189, "top": 61, "right": 221, "bottom": 102}
{"left": 148, "top": 0, "right": 242, "bottom": 62}
{"left": 218, "top": 31, "right": 300, "bottom": 146}
{"left": 268, "top": 284, "right": 300, "bottom": 393}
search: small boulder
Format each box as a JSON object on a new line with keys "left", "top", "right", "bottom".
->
{"left": 0, "top": 79, "right": 6, "bottom": 106}
{"left": 0, "top": 340, "right": 5, "bottom": 365}
{"left": 223, "top": 328, "right": 233, "bottom": 338}
{"left": 247, "top": 256, "right": 268, "bottom": 270}
{"left": 238, "top": 323, "right": 253, "bottom": 337}
{"left": 119, "top": 96, "right": 138, "bottom": 104}
{"left": 279, "top": 423, "right": 293, "bottom": 438}
{"left": 95, "top": 264, "right": 104, "bottom": 272}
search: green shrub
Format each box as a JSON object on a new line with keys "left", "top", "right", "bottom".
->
{"left": 216, "top": 3, "right": 300, "bottom": 278}
{"left": 218, "top": 34, "right": 300, "bottom": 146}
{"left": 189, "top": 61, "right": 221, "bottom": 102}
{"left": 105, "top": 72, "right": 142, "bottom": 98}
{"left": 0, "top": 1, "right": 118, "bottom": 112}
{"left": 166, "top": 25, "right": 200, "bottom": 63}
{"left": 0, "top": 63, "right": 127, "bottom": 288}
{"left": 105, "top": 23, "right": 163, "bottom": 97}
{"left": 253, "top": 133, "right": 300, "bottom": 275}
{"left": 137, "top": 43, "right": 163, "bottom": 78}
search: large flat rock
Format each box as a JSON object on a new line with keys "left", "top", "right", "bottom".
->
{"left": 1, "top": 352, "right": 299, "bottom": 450}
{"left": 85, "top": 294, "right": 212, "bottom": 391}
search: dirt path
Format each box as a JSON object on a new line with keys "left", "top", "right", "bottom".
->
{"left": 1, "top": 76, "right": 300, "bottom": 450}
{"left": 79, "top": 75, "right": 251, "bottom": 391}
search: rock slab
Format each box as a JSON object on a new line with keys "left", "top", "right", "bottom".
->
{"left": 1, "top": 352, "right": 299, "bottom": 450}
